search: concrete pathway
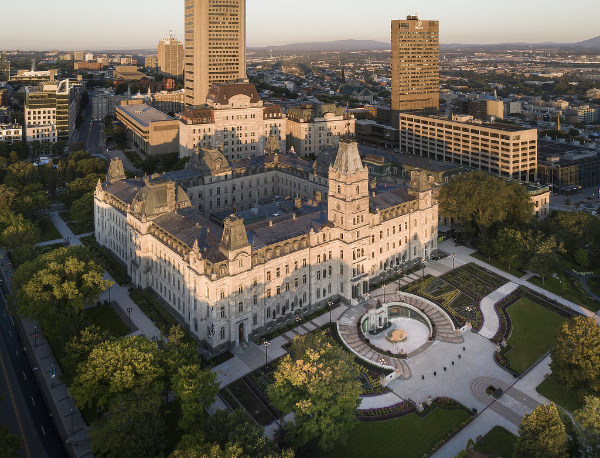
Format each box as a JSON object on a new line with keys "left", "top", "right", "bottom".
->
{"left": 358, "top": 391, "right": 404, "bottom": 410}
{"left": 48, "top": 212, "right": 161, "bottom": 340}
{"left": 437, "top": 241, "right": 600, "bottom": 322}
{"left": 478, "top": 282, "right": 519, "bottom": 339}
{"left": 212, "top": 305, "right": 348, "bottom": 388}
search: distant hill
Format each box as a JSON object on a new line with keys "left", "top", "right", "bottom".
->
{"left": 574, "top": 36, "right": 600, "bottom": 47}
{"left": 251, "top": 39, "right": 391, "bottom": 52}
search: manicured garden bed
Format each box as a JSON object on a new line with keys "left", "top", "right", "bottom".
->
{"left": 502, "top": 298, "right": 567, "bottom": 374}
{"left": 221, "top": 378, "right": 278, "bottom": 426}
{"left": 333, "top": 405, "right": 472, "bottom": 458}
{"left": 474, "top": 426, "right": 517, "bottom": 457}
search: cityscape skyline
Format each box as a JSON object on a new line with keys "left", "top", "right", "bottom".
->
{"left": 1, "top": 0, "right": 599, "bottom": 50}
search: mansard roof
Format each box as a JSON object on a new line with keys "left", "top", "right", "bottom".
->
{"left": 369, "top": 187, "right": 415, "bottom": 212}
{"left": 246, "top": 210, "right": 329, "bottom": 249}
{"left": 206, "top": 82, "right": 261, "bottom": 106}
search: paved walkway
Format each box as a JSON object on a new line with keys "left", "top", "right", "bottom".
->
{"left": 0, "top": 249, "right": 92, "bottom": 457}
{"left": 478, "top": 282, "right": 519, "bottom": 339}
{"left": 212, "top": 305, "right": 348, "bottom": 389}
{"left": 48, "top": 212, "right": 161, "bottom": 340}
{"left": 437, "top": 241, "right": 600, "bottom": 322}
{"left": 358, "top": 391, "right": 405, "bottom": 410}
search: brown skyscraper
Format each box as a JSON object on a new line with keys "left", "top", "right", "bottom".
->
{"left": 158, "top": 31, "right": 184, "bottom": 79}
{"left": 391, "top": 16, "right": 439, "bottom": 112}
{"left": 184, "top": 0, "right": 247, "bottom": 106}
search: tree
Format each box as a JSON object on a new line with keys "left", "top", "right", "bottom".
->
{"left": 12, "top": 183, "right": 49, "bottom": 219}
{"left": 438, "top": 171, "right": 533, "bottom": 238}
{"left": 267, "top": 332, "right": 361, "bottom": 451}
{"left": 69, "top": 192, "right": 94, "bottom": 223}
{"left": 514, "top": 403, "right": 568, "bottom": 458}
{"left": 71, "top": 336, "right": 164, "bottom": 410}
{"left": 524, "top": 231, "right": 564, "bottom": 283}
{"left": 63, "top": 325, "right": 111, "bottom": 378}
{"left": 1, "top": 213, "right": 40, "bottom": 251}
{"left": 551, "top": 316, "right": 600, "bottom": 396}
{"left": 171, "top": 433, "right": 243, "bottom": 458}
{"left": 90, "top": 385, "right": 165, "bottom": 458}
{"left": 493, "top": 227, "right": 525, "bottom": 271}
{"left": 574, "top": 396, "right": 600, "bottom": 455}
{"left": 14, "top": 246, "right": 112, "bottom": 340}
{"left": 172, "top": 364, "right": 219, "bottom": 431}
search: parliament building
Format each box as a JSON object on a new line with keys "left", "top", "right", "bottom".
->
{"left": 94, "top": 138, "right": 439, "bottom": 354}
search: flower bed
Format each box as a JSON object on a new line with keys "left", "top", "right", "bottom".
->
{"left": 357, "top": 401, "right": 415, "bottom": 421}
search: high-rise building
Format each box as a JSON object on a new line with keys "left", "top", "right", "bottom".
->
{"left": 24, "top": 79, "right": 84, "bottom": 142}
{"left": 391, "top": 16, "right": 439, "bottom": 112}
{"left": 158, "top": 32, "right": 184, "bottom": 79}
{"left": 0, "top": 53, "right": 10, "bottom": 81}
{"left": 184, "top": 0, "right": 247, "bottom": 106}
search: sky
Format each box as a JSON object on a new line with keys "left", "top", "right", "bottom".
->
{"left": 1, "top": 0, "right": 599, "bottom": 50}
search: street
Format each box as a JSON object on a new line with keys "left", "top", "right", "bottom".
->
{"left": 76, "top": 90, "right": 105, "bottom": 155}
{"left": 0, "top": 288, "right": 67, "bottom": 458}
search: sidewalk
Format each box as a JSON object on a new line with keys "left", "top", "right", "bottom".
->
{"left": 0, "top": 248, "right": 92, "bottom": 457}
{"left": 212, "top": 305, "right": 348, "bottom": 388}
{"left": 437, "top": 241, "right": 600, "bottom": 323}
{"left": 49, "top": 212, "right": 161, "bottom": 340}
{"left": 478, "top": 282, "right": 519, "bottom": 339}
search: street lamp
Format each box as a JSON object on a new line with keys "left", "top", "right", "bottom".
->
{"left": 263, "top": 340, "right": 270, "bottom": 368}
{"left": 127, "top": 307, "right": 133, "bottom": 331}
{"left": 451, "top": 253, "right": 456, "bottom": 271}
{"left": 383, "top": 284, "right": 386, "bottom": 304}
{"left": 379, "top": 357, "right": 387, "bottom": 366}
{"left": 70, "top": 408, "right": 74, "bottom": 434}
{"left": 34, "top": 326, "right": 38, "bottom": 347}
{"left": 422, "top": 259, "right": 426, "bottom": 278}
{"left": 108, "top": 286, "right": 112, "bottom": 305}
{"left": 328, "top": 301, "right": 333, "bottom": 324}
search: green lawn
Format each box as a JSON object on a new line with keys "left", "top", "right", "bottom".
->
{"left": 504, "top": 298, "right": 567, "bottom": 374}
{"left": 37, "top": 215, "right": 62, "bottom": 242}
{"left": 588, "top": 277, "right": 600, "bottom": 300}
{"left": 86, "top": 303, "right": 130, "bottom": 338}
{"left": 333, "top": 407, "right": 471, "bottom": 458}
{"left": 536, "top": 376, "right": 584, "bottom": 412}
{"left": 471, "top": 252, "right": 526, "bottom": 278}
{"left": 528, "top": 275, "right": 598, "bottom": 312}
{"left": 474, "top": 426, "right": 516, "bottom": 457}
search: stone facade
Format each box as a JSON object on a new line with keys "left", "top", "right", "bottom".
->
{"left": 94, "top": 139, "right": 438, "bottom": 354}
{"left": 179, "top": 83, "right": 286, "bottom": 160}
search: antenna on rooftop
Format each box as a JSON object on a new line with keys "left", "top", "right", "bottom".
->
{"left": 169, "top": 29, "right": 174, "bottom": 39}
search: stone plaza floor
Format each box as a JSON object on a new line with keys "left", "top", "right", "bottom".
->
{"left": 368, "top": 317, "right": 430, "bottom": 354}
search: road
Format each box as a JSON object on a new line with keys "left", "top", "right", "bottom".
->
{"left": 0, "top": 288, "right": 67, "bottom": 458}
{"left": 76, "top": 90, "right": 105, "bottom": 155}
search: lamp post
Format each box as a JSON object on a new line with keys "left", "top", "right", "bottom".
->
{"left": 127, "top": 307, "right": 133, "bottom": 331}
{"left": 108, "top": 286, "right": 112, "bottom": 305}
{"left": 422, "top": 259, "right": 426, "bottom": 278}
{"left": 451, "top": 253, "right": 456, "bottom": 271}
{"left": 70, "top": 408, "right": 74, "bottom": 434}
{"left": 379, "top": 357, "right": 386, "bottom": 367}
{"left": 328, "top": 301, "right": 333, "bottom": 324}
{"left": 263, "top": 340, "right": 270, "bottom": 368}
{"left": 383, "top": 284, "right": 386, "bottom": 304}
{"left": 34, "top": 326, "right": 38, "bottom": 347}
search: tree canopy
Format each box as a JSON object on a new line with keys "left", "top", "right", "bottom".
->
{"left": 267, "top": 332, "right": 361, "bottom": 451}
{"left": 13, "top": 246, "right": 112, "bottom": 339}
{"left": 551, "top": 316, "right": 600, "bottom": 396}
{"left": 514, "top": 403, "right": 568, "bottom": 458}
{"left": 438, "top": 171, "right": 533, "bottom": 236}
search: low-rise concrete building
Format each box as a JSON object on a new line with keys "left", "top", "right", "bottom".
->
{"left": 115, "top": 101, "right": 179, "bottom": 155}
{"left": 0, "top": 123, "right": 22, "bottom": 143}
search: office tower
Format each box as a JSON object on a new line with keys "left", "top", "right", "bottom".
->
{"left": 184, "top": 0, "right": 247, "bottom": 106}
{"left": 0, "top": 53, "right": 10, "bottom": 81}
{"left": 158, "top": 31, "right": 184, "bottom": 79}
{"left": 391, "top": 16, "right": 440, "bottom": 112}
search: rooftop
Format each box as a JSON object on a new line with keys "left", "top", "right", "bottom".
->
{"left": 399, "top": 111, "right": 534, "bottom": 133}
{"left": 116, "top": 103, "right": 173, "bottom": 127}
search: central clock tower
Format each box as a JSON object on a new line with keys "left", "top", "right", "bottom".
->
{"left": 327, "top": 139, "right": 370, "bottom": 233}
